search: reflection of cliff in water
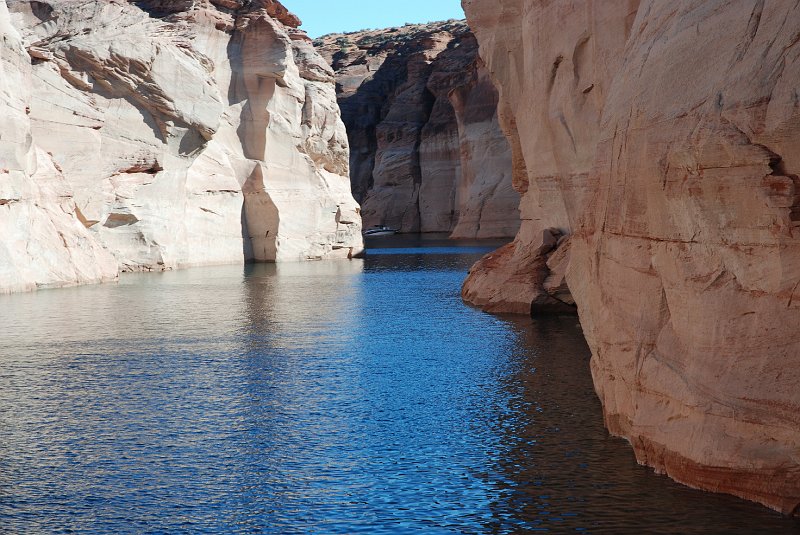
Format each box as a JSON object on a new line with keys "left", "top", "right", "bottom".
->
{"left": 242, "top": 261, "right": 365, "bottom": 353}
{"left": 239, "top": 259, "right": 368, "bottom": 446}
{"left": 481, "top": 316, "right": 795, "bottom": 533}
{"left": 237, "top": 260, "right": 370, "bottom": 526}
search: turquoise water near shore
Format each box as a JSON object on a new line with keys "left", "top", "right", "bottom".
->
{"left": 1, "top": 235, "right": 797, "bottom": 533}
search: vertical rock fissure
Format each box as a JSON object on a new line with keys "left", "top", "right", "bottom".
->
{"left": 413, "top": 86, "right": 437, "bottom": 188}
{"left": 408, "top": 85, "right": 438, "bottom": 230}
{"left": 765, "top": 149, "right": 800, "bottom": 224}
{"left": 226, "top": 9, "right": 283, "bottom": 260}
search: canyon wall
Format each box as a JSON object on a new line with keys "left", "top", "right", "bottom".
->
{"left": 0, "top": 0, "right": 362, "bottom": 293}
{"left": 463, "top": 0, "right": 800, "bottom": 514}
{"left": 315, "top": 22, "right": 519, "bottom": 237}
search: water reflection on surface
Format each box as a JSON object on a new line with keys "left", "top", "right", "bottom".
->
{"left": 0, "top": 235, "right": 798, "bottom": 534}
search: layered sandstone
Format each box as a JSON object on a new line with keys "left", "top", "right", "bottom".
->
{"left": 0, "top": 0, "right": 362, "bottom": 293}
{"left": 463, "top": 0, "right": 800, "bottom": 514}
{"left": 315, "top": 22, "right": 518, "bottom": 237}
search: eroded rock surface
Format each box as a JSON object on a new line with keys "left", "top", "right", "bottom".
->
{"left": 463, "top": 0, "right": 800, "bottom": 514}
{"left": 315, "top": 22, "right": 518, "bottom": 237}
{"left": 0, "top": 0, "right": 362, "bottom": 293}
{"left": 461, "top": 0, "right": 636, "bottom": 314}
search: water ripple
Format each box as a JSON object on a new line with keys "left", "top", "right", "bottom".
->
{"left": 0, "top": 236, "right": 797, "bottom": 533}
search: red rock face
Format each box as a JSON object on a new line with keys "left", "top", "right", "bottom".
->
{"left": 461, "top": 0, "right": 637, "bottom": 314}
{"left": 463, "top": 0, "right": 800, "bottom": 514}
{"left": 315, "top": 23, "right": 519, "bottom": 237}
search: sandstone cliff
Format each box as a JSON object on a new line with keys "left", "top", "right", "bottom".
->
{"left": 0, "top": 0, "right": 362, "bottom": 293}
{"left": 463, "top": 0, "right": 800, "bottom": 514}
{"left": 315, "top": 22, "right": 519, "bottom": 237}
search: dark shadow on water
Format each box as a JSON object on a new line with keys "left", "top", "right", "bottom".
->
{"left": 476, "top": 315, "right": 799, "bottom": 533}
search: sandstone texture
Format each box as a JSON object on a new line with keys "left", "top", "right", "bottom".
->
{"left": 463, "top": 0, "right": 800, "bottom": 514}
{"left": 0, "top": 0, "right": 362, "bottom": 293}
{"left": 315, "top": 22, "right": 518, "bottom": 237}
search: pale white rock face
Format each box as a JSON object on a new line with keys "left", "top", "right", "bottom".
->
{"left": 0, "top": 1, "right": 118, "bottom": 293}
{"left": 0, "top": 0, "right": 362, "bottom": 293}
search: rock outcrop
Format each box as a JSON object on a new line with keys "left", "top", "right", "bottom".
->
{"left": 463, "top": 0, "right": 800, "bottom": 514}
{"left": 315, "top": 22, "right": 519, "bottom": 237}
{"left": 0, "top": 0, "right": 362, "bottom": 293}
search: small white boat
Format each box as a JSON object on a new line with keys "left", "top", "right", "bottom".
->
{"left": 364, "top": 225, "right": 399, "bottom": 236}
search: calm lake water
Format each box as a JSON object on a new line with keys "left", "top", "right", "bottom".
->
{"left": 1, "top": 235, "right": 798, "bottom": 534}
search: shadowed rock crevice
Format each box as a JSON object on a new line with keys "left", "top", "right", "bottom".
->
{"left": 103, "top": 213, "right": 140, "bottom": 228}
{"left": 766, "top": 152, "right": 800, "bottom": 224}
{"left": 133, "top": 0, "right": 194, "bottom": 18}
{"left": 412, "top": 86, "right": 437, "bottom": 188}
{"left": 119, "top": 160, "right": 163, "bottom": 174}
{"left": 333, "top": 48, "right": 411, "bottom": 203}
{"left": 242, "top": 164, "right": 279, "bottom": 261}
{"left": 27, "top": 0, "right": 54, "bottom": 22}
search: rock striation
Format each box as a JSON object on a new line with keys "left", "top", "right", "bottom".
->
{"left": 462, "top": 0, "right": 800, "bottom": 514}
{"left": 0, "top": 0, "right": 362, "bottom": 293}
{"left": 315, "top": 22, "right": 519, "bottom": 237}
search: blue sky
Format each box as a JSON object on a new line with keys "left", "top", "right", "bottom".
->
{"left": 281, "top": 0, "right": 466, "bottom": 38}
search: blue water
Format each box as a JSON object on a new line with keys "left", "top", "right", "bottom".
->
{"left": 0, "top": 235, "right": 798, "bottom": 534}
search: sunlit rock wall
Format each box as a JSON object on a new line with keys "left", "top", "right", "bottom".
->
{"left": 0, "top": 0, "right": 362, "bottom": 293}
{"left": 463, "top": 0, "right": 800, "bottom": 514}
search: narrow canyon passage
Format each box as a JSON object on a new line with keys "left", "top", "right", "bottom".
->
{"left": 1, "top": 0, "right": 798, "bottom": 523}
{"left": 0, "top": 238, "right": 797, "bottom": 533}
